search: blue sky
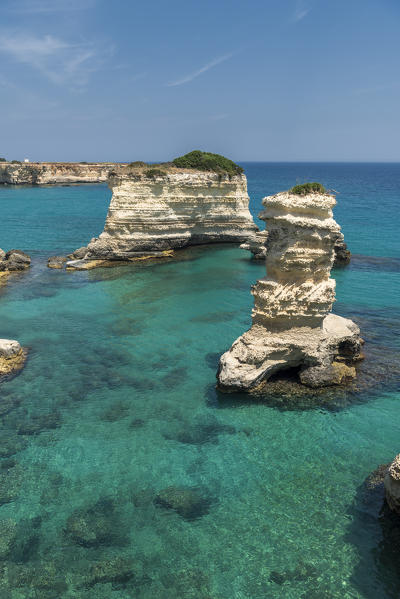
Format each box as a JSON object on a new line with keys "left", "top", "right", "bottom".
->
{"left": 1, "top": 0, "right": 399, "bottom": 162}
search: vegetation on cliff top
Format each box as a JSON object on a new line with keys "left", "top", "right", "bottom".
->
{"left": 172, "top": 150, "right": 243, "bottom": 175}
{"left": 144, "top": 168, "right": 167, "bottom": 178}
{"left": 290, "top": 182, "right": 327, "bottom": 195}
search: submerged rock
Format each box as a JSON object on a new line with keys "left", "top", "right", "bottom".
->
{"left": 84, "top": 556, "right": 139, "bottom": 587}
{"left": 0, "top": 249, "right": 31, "bottom": 273}
{"left": 218, "top": 189, "right": 363, "bottom": 390}
{"left": 64, "top": 497, "right": 124, "bottom": 547}
{"left": 0, "top": 519, "right": 17, "bottom": 559}
{"left": 0, "top": 339, "right": 26, "bottom": 378}
{"left": 154, "top": 486, "right": 212, "bottom": 520}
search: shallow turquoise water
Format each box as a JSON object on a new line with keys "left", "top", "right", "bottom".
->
{"left": 0, "top": 164, "right": 399, "bottom": 598}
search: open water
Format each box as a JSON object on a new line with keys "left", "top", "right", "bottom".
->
{"left": 0, "top": 163, "right": 399, "bottom": 598}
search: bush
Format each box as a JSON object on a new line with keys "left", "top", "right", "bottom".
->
{"left": 128, "top": 161, "right": 147, "bottom": 167}
{"left": 290, "top": 182, "right": 327, "bottom": 195}
{"left": 11, "top": 160, "right": 22, "bottom": 164}
{"left": 144, "top": 168, "right": 166, "bottom": 178}
{"left": 172, "top": 150, "right": 243, "bottom": 176}
{"left": 0, "top": 158, "right": 6, "bottom": 162}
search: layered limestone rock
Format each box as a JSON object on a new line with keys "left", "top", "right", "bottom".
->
{"left": 241, "top": 228, "right": 351, "bottom": 266}
{"left": 69, "top": 167, "right": 257, "bottom": 264}
{"left": 0, "top": 340, "right": 26, "bottom": 378}
{"left": 218, "top": 190, "right": 363, "bottom": 390}
{"left": 0, "top": 162, "right": 118, "bottom": 185}
{"left": 384, "top": 455, "right": 400, "bottom": 514}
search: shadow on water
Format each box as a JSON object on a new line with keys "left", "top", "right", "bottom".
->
{"left": 346, "top": 466, "right": 400, "bottom": 599}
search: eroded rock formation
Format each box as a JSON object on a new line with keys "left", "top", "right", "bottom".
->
{"left": 0, "top": 340, "right": 26, "bottom": 378}
{"left": 241, "top": 228, "right": 351, "bottom": 266}
{"left": 218, "top": 190, "right": 363, "bottom": 390}
{"left": 0, "top": 162, "right": 117, "bottom": 185}
{"left": 66, "top": 166, "right": 257, "bottom": 267}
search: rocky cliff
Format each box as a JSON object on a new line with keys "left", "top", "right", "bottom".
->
{"left": 0, "top": 162, "right": 118, "bottom": 185}
{"left": 71, "top": 166, "right": 257, "bottom": 263}
{"left": 218, "top": 190, "right": 363, "bottom": 390}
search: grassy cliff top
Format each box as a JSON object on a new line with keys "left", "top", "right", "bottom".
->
{"left": 172, "top": 151, "right": 243, "bottom": 175}
{"left": 290, "top": 182, "right": 328, "bottom": 195}
{"left": 124, "top": 151, "right": 244, "bottom": 177}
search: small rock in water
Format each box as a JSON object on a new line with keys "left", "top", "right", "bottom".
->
{"left": 47, "top": 256, "right": 68, "bottom": 269}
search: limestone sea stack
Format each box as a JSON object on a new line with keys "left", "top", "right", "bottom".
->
{"left": 218, "top": 187, "right": 363, "bottom": 390}
{"left": 67, "top": 156, "right": 257, "bottom": 266}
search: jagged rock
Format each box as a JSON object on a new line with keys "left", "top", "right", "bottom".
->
{"left": 384, "top": 455, "right": 400, "bottom": 514}
{"left": 154, "top": 486, "right": 212, "bottom": 520}
{"left": 0, "top": 250, "right": 31, "bottom": 272}
{"left": 240, "top": 230, "right": 268, "bottom": 259}
{"left": 47, "top": 256, "right": 68, "bottom": 269}
{"left": 0, "top": 340, "right": 26, "bottom": 378}
{"left": 333, "top": 231, "right": 351, "bottom": 266}
{"left": 241, "top": 227, "right": 351, "bottom": 266}
{"left": 218, "top": 190, "right": 363, "bottom": 390}
{"left": 71, "top": 165, "right": 257, "bottom": 265}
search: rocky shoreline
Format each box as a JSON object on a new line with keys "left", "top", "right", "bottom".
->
{"left": 0, "top": 162, "right": 120, "bottom": 185}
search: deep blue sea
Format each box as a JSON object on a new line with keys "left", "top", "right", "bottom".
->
{"left": 0, "top": 163, "right": 399, "bottom": 598}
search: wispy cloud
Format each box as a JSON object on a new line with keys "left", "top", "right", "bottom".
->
{"left": 167, "top": 52, "right": 234, "bottom": 87}
{"left": 0, "top": 32, "right": 111, "bottom": 87}
{"left": 293, "top": 1, "right": 311, "bottom": 22}
{"left": 6, "top": 0, "right": 95, "bottom": 14}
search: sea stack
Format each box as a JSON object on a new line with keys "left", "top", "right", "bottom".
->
{"left": 67, "top": 153, "right": 257, "bottom": 267}
{"left": 218, "top": 186, "right": 363, "bottom": 390}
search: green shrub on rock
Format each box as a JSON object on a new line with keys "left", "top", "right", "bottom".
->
{"left": 0, "top": 158, "right": 6, "bottom": 162}
{"left": 144, "top": 168, "right": 166, "bottom": 178}
{"left": 172, "top": 150, "right": 243, "bottom": 175}
{"left": 290, "top": 182, "right": 327, "bottom": 195}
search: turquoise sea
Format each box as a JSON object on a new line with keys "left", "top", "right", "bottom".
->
{"left": 0, "top": 163, "right": 399, "bottom": 598}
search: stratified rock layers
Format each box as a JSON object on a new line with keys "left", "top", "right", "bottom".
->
{"left": 241, "top": 229, "right": 351, "bottom": 266}
{"left": 218, "top": 191, "right": 362, "bottom": 390}
{"left": 0, "top": 163, "right": 116, "bottom": 185}
{"left": 84, "top": 170, "right": 257, "bottom": 259}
